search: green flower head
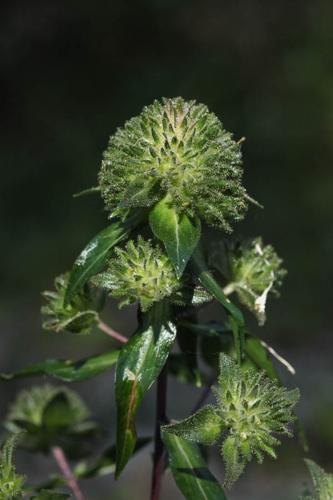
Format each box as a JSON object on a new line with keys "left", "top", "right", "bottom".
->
{"left": 99, "top": 97, "right": 248, "bottom": 231}
{"left": 93, "top": 237, "right": 181, "bottom": 312}
{"left": 228, "top": 237, "right": 287, "bottom": 325}
{"left": 214, "top": 354, "right": 299, "bottom": 487}
{"left": 41, "top": 273, "right": 98, "bottom": 334}
{"left": 162, "top": 354, "right": 299, "bottom": 488}
{"left": 6, "top": 385, "right": 96, "bottom": 454}
{"left": 0, "top": 435, "right": 26, "bottom": 500}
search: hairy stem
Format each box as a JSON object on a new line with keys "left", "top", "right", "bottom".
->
{"left": 52, "top": 446, "right": 85, "bottom": 500}
{"left": 98, "top": 319, "right": 128, "bottom": 344}
{"left": 150, "top": 363, "right": 168, "bottom": 500}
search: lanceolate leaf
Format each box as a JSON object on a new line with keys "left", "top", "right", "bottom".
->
{"left": 163, "top": 433, "right": 227, "bottom": 500}
{"left": 163, "top": 406, "right": 224, "bottom": 445}
{"left": 115, "top": 312, "right": 176, "bottom": 477}
{"left": 149, "top": 196, "right": 201, "bottom": 277}
{"left": 192, "top": 248, "right": 244, "bottom": 326}
{"left": 64, "top": 210, "right": 144, "bottom": 305}
{"left": 0, "top": 350, "right": 119, "bottom": 382}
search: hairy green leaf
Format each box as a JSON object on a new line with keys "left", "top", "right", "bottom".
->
{"left": 115, "top": 306, "right": 176, "bottom": 477}
{"left": 0, "top": 350, "right": 119, "bottom": 383}
{"left": 163, "top": 406, "right": 224, "bottom": 445}
{"left": 149, "top": 195, "right": 201, "bottom": 277}
{"left": 163, "top": 433, "right": 227, "bottom": 500}
{"left": 65, "top": 210, "right": 144, "bottom": 305}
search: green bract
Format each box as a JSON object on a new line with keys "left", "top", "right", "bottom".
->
{"left": 0, "top": 435, "right": 26, "bottom": 500}
{"left": 99, "top": 97, "right": 248, "bottom": 231}
{"left": 41, "top": 273, "right": 98, "bottom": 334}
{"left": 227, "top": 237, "right": 287, "bottom": 325}
{"left": 93, "top": 237, "right": 181, "bottom": 311}
{"left": 6, "top": 385, "right": 97, "bottom": 455}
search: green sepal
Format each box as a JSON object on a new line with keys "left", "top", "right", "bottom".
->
{"left": 149, "top": 195, "right": 201, "bottom": 277}
{"left": 115, "top": 303, "right": 176, "bottom": 477}
{"left": 0, "top": 350, "right": 119, "bottom": 383}
{"left": 162, "top": 433, "right": 227, "bottom": 500}
{"left": 64, "top": 210, "right": 144, "bottom": 305}
{"left": 163, "top": 405, "right": 224, "bottom": 445}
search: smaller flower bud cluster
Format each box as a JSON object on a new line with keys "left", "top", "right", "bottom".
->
{"left": 93, "top": 237, "right": 181, "bottom": 312}
{"left": 227, "top": 237, "right": 287, "bottom": 325}
{"left": 214, "top": 354, "right": 299, "bottom": 487}
{"left": 41, "top": 274, "right": 98, "bottom": 334}
{"left": 6, "top": 385, "right": 95, "bottom": 453}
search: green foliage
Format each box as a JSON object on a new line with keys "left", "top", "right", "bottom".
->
{"left": 0, "top": 350, "right": 119, "bottom": 382}
{"left": 31, "top": 490, "right": 70, "bottom": 500}
{"left": 93, "top": 236, "right": 180, "bottom": 311}
{"left": 300, "top": 460, "right": 333, "bottom": 500}
{"left": 227, "top": 237, "right": 286, "bottom": 325}
{"left": 99, "top": 97, "right": 247, "bottom": 231}
{"left": 0, "top": 435, "right": 26, "bottom": 500}
{"left": 162, "top": 433, "right": 227, "bottom": 500}
{"left": 163, "top": 406, "right": 224, "bottom": 445}
{"left": 64, "top": 211, "right": 144, "bottom": 305}
{"left": 41, "top": 273, "right": 98, "bottom": 334}
{"left": 6, "top": 385, "right": 97, "bottom": 455}
{"left": 115, "top": 304, "right": 176, "bottom": 476}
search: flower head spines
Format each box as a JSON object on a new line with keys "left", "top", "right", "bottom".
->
{"left": 228, "top": 237, "right": 287, "bottom": 325}
{"left": 41, "top": 273, "right": 98, "bottom": 334}
{"left": 214, "top": 354, "right": 299, "bottom": 487}
{"left": 99, "top": 97, "right": 248, "bottom": 231}
{"left": 93, "top": 237, "right": 180, "bottom": 311}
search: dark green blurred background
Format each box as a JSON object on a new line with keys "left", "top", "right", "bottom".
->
{"left": 1, "top": 1, "right": 332, "bottom": 499}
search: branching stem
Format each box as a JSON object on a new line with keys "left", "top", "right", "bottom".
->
{"left": 51, "top": 446, "right": 85, "bottom": 500}
{"left": 98, "top": 319, "right": 128, "bottom": 344}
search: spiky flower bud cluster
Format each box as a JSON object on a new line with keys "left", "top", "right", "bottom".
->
{"left": 300, "top": 459, "right": 333, "bottom": 500}
{"left": 214, "top": 354, "right": 299, "bottom": 487}
{"left": 0, "top": 435, "right": 25, "bottom": 500}
{"left": 93, "top": 237, "right": 181, "bottom": 312}
{"left": 41, "top": 274, "right": 98, "bottom": 334}
{"left": 99, "top": 97, "right": 248, "bottom": 231}
{"left": 163, "top": 354, "right": 299, "bottom": 489}
{"left": 226, "top": 237, "right": 287, "bottom": 325}
{"left": 6, "top": 385, "right": 95, "bottom": 453}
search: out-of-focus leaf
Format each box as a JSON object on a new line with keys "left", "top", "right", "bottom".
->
{"left": 168, "top": 354, "right": 205, "bottom": 387}
{"left": 163, "top": 406, "right": 224, "bottom": 445}
{"left": 115, "top": 304, "right": 176, "bottom": 477}
{"left": 75, "top": 437, "right": 151, "bottom": 479}
{"left": 149, "top": 196, "right": 201, "bottom": 277}
{"left": 163, "top": 433, "right": 227, "bottom": 500}
{"left": 0, "top": 350, "right": 119, "bottom": 382}
{"left": 65, "top": 210, "right": 143, "bottom": 305}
